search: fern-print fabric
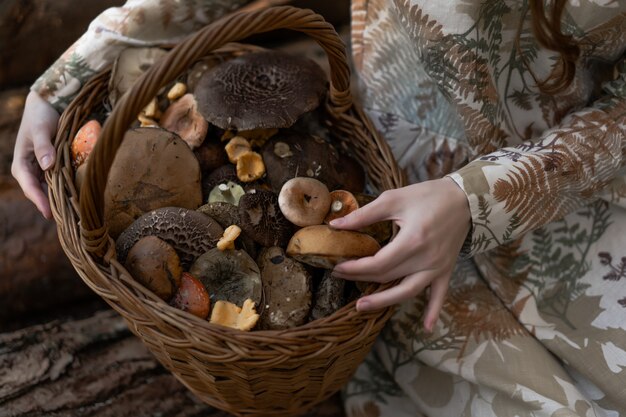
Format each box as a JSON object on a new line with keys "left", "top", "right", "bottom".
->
{"left": 32, "top": 0, "right": 626, "bottom": 416}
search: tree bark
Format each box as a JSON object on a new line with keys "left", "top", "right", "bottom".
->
{"left": 0, "top": 309, "right": 344, "bottom": 417}
{"left": 0, "top": 89, "right": 93, "bottom": 323}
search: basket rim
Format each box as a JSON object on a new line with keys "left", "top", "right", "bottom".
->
{"left": 47, "top": 5, "right": 405, "bottom": 354}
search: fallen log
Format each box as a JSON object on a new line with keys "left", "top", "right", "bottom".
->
{"left": 0, "top": 309, "right": 345, "bottom": 416}
{"left": 0, "top": 89, "right": 93, "bottom": 323}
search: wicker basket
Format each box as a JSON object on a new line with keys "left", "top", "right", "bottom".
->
{"left": 47, "top": 6, "right": 404, "bottom": 417}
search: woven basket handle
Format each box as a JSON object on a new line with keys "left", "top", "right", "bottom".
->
{"left": 79, "top": 6, "right": 352, "bottom": 257}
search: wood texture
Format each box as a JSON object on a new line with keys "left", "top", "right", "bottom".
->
{"left": 0, "top": 89, "right": 92, "bottom": 322}
{"left": 0, "top": 309, "right": 344, "bottom": 417}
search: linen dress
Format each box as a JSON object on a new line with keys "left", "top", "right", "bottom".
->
{"left": 33, "top": 1, "right": 626, "bottom": 416}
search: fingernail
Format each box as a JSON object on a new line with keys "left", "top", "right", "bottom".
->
{"left": 356, "top": 299, "right": 370, "bottom": 311}
{"left": 41, "top": 155, "right": 52, "bottom": 170}
{"left": 329, "top": 218, "right": 344, "bottom": 227}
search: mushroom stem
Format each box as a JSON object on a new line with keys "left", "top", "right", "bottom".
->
{"left": 331, "top": 200, "right": 344, "bottom": 213}
{"left": 218, "top": 183, "right": 232, "bottom": 197}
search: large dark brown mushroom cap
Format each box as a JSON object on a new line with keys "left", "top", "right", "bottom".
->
{"left": 190, "top": 248, "right": 262, "bottom": 307}
{"left": 194, "top": 51, "right": 327, "bottom": 131}
{"left": 116, "top": 207, "right": 223, "bottom": 269}
{"left": 238, "top": 189, "right": 293, "bottom": 248}
{"left": 104, "top": 127, "right": 202, "bottom": 238}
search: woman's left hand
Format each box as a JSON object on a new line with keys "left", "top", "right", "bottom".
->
{"left": 330, "top": 177, "right": 471, "bottom": 332}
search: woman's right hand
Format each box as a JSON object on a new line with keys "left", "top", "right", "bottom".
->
{"left": 11, "top": 91, "right": 60, "bottom": 219}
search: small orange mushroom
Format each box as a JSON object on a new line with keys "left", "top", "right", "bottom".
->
{"left": 217, "top": 225, "right": 242, "bottom": 251}
{"left": 236, "top": 151, "right": 265, "bottom": 182}
{"left": 324, "top": 190, "right": 359, "bottom": 224}
{"left": 170, "top": 272, "right": 211, "bottom": 319}
{"left": 71, "top": 120, "right": 101, "bottom": 168}
{"left": 210, "top": 299, "right": 259, "bottom": 331}
{"left": 225, "top": 136, "right": 252, "bottom": 163}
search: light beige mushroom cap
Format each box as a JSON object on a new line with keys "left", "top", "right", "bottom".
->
{"left": 286, "top": 225, "right": 381, "bottom": 269}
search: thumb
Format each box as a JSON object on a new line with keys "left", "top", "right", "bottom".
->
{"left": 329, "top": 192, "right": 392, "bottom": 230}
{"left": 32, "top": 128, "right": 56, "bottom": 171}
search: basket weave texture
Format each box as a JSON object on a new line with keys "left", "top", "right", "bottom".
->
{"left": 47, "top": 6, "right": 405, "bottom": 417}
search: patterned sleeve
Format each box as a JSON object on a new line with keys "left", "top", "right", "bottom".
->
{"left": 31, "top": 0, "right": 251, "bottom": 113}
{"left": 448, "top": 57, "right": 626, "bottom": 257}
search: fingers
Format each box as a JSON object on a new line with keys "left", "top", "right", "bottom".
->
{"left": 356, "top": 270, "right": 435, "bottom": 312}
{"left": 11, "top": 159, "right": 52, "bottom": 219}
{"left": 333, "top": 230, "right": 417, "bottom": 278}
{"left": 329, "top": 191, "right": 393, "bottom": 230}
{"left": 422, "top": 271, "right": 451, "bottom": 332}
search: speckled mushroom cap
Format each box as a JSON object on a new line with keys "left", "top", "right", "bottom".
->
{"left": 190, "top": 248, "right": 262, "bottom": 307}
{"left": 257, "top": 247, "right": 312, "bottom": 330}
{"left": 116, "top": 207, "right": 223, "bottom": 269}
{"left": 238, "top": 189, "right": 293, "bottom": 248}
{"left": 194, "top": 51, "right": 327, "bottom": 131}
{"left": 197, "top": 201, "right": 258, "bottom": 258}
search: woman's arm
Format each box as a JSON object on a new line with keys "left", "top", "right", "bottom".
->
{"left": 13, "top": 0, "right": 251, "bottom": 218}
{"left": 32, "top": 0, "right": 252, "bottom": 113}
{"left": 449, "top": 57, "right": 626, "bottom": 257}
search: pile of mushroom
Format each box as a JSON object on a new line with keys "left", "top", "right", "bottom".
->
{"left": 72, "top": 49, "right": 393, "bottom": 331}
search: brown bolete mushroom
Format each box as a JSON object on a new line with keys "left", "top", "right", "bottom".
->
{"left": 278, "top": 177, "right": 331, "bottom": 227}
{"left": 323, "top": 190, "right": 359, "bottom": 224}
{"left": 104, "top": 127, "right": 202, "bottom": 238}
{"left": 190, "top": 248, "right": 262, "bottom": 307}
{"left": 286, "top": 225, "right": 381, "bottom": 269}
{"left": 115, "top": 206, "right": 223, "bottom": 269}
{"left": 160, "top": 93, "right": 208, "bottom": 149}
{"left": 170, "top": 272, "right": 210, "bottom": 319}
{"left": 261, "top": 132, "right": 342, "bottom": 193}
{"left": 310, "top": 270, "right": 346, "bottom": 321}
{"left": 257, "top": 247, "right": 312, "bottom": 330}
{"left": 194, "top": 50, "right": 327, "bottom": 131}
{"left": 210, "top": 299, "right": 259, "bottom": 331}
{"left": 125, "top": 236, "right": 182, "bottom": 300}
{"left": 238, "top": 189, "right": 293, "bottom": 247}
